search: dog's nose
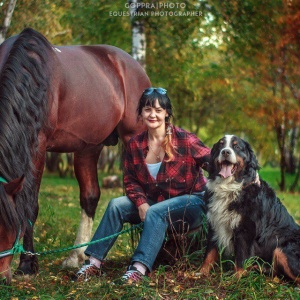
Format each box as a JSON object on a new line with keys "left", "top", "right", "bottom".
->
{"left": 221, "top": 149, "right": 231, "bottom": 157}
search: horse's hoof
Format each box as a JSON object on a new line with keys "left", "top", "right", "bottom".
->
{"left": 62, "top": 257, "right": 79, "bottom": 268}
{"left": 62, "top": 251, "right": 86, "bottom": 269}
{"left": 15, "top": 259, "right": 39, "bottom": 276}
{"left": 13, "top": 273, "right": 32, "bottom": 282}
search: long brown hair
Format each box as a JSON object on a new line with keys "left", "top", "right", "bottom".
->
{"left": 137, "top": 88, "right": 176, "bottom": 161}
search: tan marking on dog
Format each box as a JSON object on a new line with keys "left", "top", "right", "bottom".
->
{"left": 273, "top": 248, "right": 300, "bottom": 283}
{"left": 234, "top": 266, "right": 247, "bottom": 279}
{"left": 199, "top": 247, "right": 219, "bottom": 276}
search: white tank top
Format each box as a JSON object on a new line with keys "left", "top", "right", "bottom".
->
{"left": 146, "top": 162, "right": 162, "bottom": 180}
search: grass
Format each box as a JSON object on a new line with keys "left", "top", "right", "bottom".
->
{"left": 1, "top": 169, "right": 300, "bottom": 300}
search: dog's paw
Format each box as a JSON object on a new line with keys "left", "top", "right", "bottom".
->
{"left": 195, "top": 267, "right": 211, "bottom": 277}
{"left": 234, "top": 268, "right": 247, "bottom": 279}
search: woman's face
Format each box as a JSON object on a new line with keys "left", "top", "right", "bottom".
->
{"left": 141, "top": 99, "right": 168, "bottom": 131}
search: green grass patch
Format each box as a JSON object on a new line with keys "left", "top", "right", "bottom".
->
{"left": 1, "top": 169, "right": 300, "bottom": 299}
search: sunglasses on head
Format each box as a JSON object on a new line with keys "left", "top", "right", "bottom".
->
{"left": 143, "top": 87, "right": 167, "bottom": 95}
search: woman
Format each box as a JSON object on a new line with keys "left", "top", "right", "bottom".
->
{"left": 74, "top": 87, "right": 210, "bottom": 283}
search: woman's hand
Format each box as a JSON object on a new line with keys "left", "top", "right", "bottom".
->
{"left": 138, "top": 203, "right": 150, "bottom": 222}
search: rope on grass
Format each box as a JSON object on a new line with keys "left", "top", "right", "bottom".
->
{"left": 23, "top": 223, "right": 143, "bottom": 257}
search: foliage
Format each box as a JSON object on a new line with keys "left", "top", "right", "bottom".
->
{"left": 202, "top": 0, "right": 300, "bottom": 190}
{"left": 61, "top": 0, "right": 132, "bottom": 48}
{"left": 2, "top": 1, "right": 300, "bottom": 188}
{"left": 7, "top": 0, "right": 73, "bottom": 44}
{"left": 6, "top": 0, "right": 131, "bottom": 47}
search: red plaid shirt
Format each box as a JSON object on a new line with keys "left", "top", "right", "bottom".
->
{"left": 124, "top": 125, "right": 211, "bottom": 207}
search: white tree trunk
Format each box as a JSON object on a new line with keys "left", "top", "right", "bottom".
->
{"left": 128, "top": 0, "right": 146, "bottom": 69}
{"left": 0, "top": 0, "right": 17, "bottom": 44}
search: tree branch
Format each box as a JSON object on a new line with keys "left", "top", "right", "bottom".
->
{"left": 283, "top": 74, "right": 300, "bottom": 102}
{"left": 0, "top": 0, "right": 17, "bottom": 44}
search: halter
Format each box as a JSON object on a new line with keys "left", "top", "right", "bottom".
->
{"left": 0, "top": 176, "right": 7, "bottom": 184}
{"left": 0, "top": 229, "right": 24, "bottom": 258}
{"left": 0, "top": 176, "right": 25, "bottom": 258}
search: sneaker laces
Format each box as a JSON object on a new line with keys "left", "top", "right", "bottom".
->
{"left": 77, "top": 263, "right": 97, "bottom": 276}
{"left": 122, "top": 270, "right": 144, "bottom": 281}
{"left": 122, "top": 265, "right": 144, "bottom": 282}
{"left": 73, "top": 260, "right": 101, "bottom": 282}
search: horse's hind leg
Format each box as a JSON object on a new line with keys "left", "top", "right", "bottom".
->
{"left": 62, "top": 146, "right": 102, "bottom": 268}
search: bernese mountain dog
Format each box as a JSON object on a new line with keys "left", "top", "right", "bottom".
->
{"left": 199, "top": 134, "right": 300, "bottom": 283}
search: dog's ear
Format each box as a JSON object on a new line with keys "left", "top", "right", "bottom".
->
{"left": 210, "top": 142, "right": 219, "bottom": 161}
{"left": 244, "top": 140, "right": 260, "bottom": 172}
{"left": 207, "top": 142, "right": 220, "bottom": 178}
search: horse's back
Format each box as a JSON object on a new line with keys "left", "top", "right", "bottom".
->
{"left": 0, "top": 29, "right": 150, "bottom": 152}
{"left": 47, "top": 44, "right": 150, "bottom": 150}
{"left": 54, "top": 44, "right": 148, "bottom": 102}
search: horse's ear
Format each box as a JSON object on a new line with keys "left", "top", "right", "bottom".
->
{"left": 4, "top": 175, "right": 25, "bottom": 196}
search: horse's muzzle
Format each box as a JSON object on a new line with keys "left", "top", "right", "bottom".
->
{"left": 0, "top": 268, "right": 12, "bottom": 285}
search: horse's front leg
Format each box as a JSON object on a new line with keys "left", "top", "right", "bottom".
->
{"left": 62, "top": 146, "right": 102, "bottom": 268}
{"left": 16, "top": 224, "right": 39, "bottom": 276}
{"left": 15, "top": 138, "right": 47, "bottom": 276}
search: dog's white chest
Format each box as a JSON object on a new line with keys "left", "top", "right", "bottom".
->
{"left": 207, "top": 178, "right": 243, "bottom": 255}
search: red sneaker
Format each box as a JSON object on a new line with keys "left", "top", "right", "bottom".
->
{"left": 121, "top": 265, "right": 148, "bottom": 284}
{"left": 72, "top": 260, "right": 102, "bottom": 282}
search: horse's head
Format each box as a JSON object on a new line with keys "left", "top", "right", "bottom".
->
{"left": 0, "top": 176, "right": 24, "bottom": 285}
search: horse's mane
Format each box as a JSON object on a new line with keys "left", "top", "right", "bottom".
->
{"left": 0, "top": 28, "right": 53, "bottom": 233}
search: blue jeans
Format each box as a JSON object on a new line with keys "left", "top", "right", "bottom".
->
{"left": 85, "top": 192, "right": 205, "bottom": 272}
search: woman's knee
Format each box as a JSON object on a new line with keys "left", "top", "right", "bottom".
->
{"left": 107, "top": 196, "right": 130, "bottom": 212}
{"left": 144, "top": 205, "right": 167, "bottom": 226}
{"left": 145, "top": 204, "right": 160, "bottom": 218}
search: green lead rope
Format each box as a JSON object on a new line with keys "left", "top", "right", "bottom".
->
{"left": 0, "top": 175, "right": 143, "bottom": 258}
{"left": 0, "top": 176, "right": 7, "bottom": 183}
{"left": 23, "top": 223, "right": 144, "bottom": 257}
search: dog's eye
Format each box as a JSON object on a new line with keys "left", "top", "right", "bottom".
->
{"left": 234, "top": 144, "right": 240, "bottom": 149}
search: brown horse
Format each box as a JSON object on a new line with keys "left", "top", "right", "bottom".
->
{"left": 0, "top": 28, "right": 150, "bottom": 284}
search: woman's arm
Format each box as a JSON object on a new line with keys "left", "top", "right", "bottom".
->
{"left": 123, "top": 142, "right": 148, "bottom": 208}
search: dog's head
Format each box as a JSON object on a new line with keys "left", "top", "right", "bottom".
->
{"left": 208, "top": 135, "right": 259, "bottom": 183}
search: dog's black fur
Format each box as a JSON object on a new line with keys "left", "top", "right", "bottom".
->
{"left": 200, "top": 135, "right": 300, "bottom": 282}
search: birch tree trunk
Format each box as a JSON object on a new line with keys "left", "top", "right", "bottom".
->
{"left": 128, "top": 0, "right": 146, "bottom": 69}
{"left": 0, "top": 0, "right": 17, "bottom": 44}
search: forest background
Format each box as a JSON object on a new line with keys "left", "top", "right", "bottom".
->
{"left": 1, "top": 0, "right": 299, "bottom": 192}
{"left": 1, "top": 1, "right": 300, "bottom": 299}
